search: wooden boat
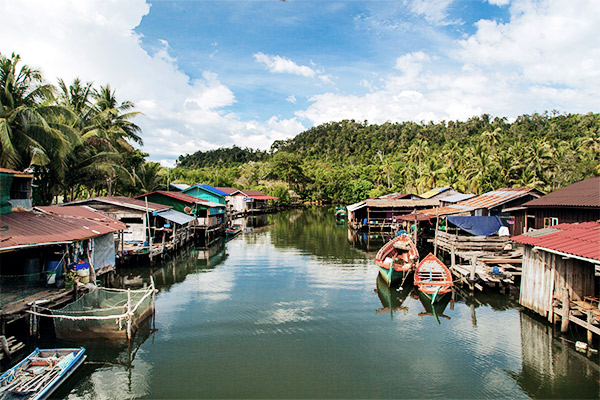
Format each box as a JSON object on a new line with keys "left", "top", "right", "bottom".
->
{"left": 414, "top": 253, "right": 453, "bottom": 304}
{"left": 374, "top": 234, "right": 419, "bottom": 286}
{"left": 0, "top": 347, "right": 86, "bottom": 400}
{"left": 225, "top": 224, "right": 242, "bottom": 238}
{"left": 335, "top": 206, "right": 346, "bottom": 220}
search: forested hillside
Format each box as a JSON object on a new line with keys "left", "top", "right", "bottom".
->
{"left": 173, "top": 112, "right": 600, "bottom": 204}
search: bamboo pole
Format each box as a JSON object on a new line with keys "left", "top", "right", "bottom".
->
{"left": 127, "top": 289, "right": 132, "bottom": 340}
{"left": 434, "top": 207, "right": 440, "bottom": 257}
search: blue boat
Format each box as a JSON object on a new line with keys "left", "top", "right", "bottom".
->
{"left": 0, "top": 347, "right": 86, "bottom": 400}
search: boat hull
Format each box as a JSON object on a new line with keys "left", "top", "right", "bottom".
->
{"left": 377, "top": 265, "right": 411, "bottom": 286}
{"left": 0, "top": 347, "right": 86, "bottom": 400}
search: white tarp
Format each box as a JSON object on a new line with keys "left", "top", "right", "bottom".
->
{"left": 93, "top": 233, "right": 116, "bottom": 271}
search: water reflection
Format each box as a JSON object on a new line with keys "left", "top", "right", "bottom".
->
{"left": 374, "top": 275, "right": 410, "bottom": 318}
{"left": 416, "top": 290, "right": 452, "bottom": 324}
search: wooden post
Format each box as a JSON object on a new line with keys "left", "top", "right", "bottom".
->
{"left": 434, "top": 207, "right": 440, "bottom": 257}
{"left": 126, "top": 289, "right": 132, "bottom": 340}
{"left": 451, "top": 245, "right": 456, "bottom": 270}
{"left": 560, "top": 291, "right": 570, "bottom": 333}
{"left": 413, "top": 210, "right": 417, "bottom": 244}
{"left": 587, "top": 311, "right": 593, "bottom": 345}
{"left": 145, "top": 197, "right": 153, "bottom": 262}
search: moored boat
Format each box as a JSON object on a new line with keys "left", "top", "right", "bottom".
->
{"left": 335, "top": 206, "right": 346, "bottom": 220}
{"left": 0, "top": 347, "right": 86, "bottom": 400}
{"left": 414, "top": 253, "right": 453, "bottom": 304}
{"left": 374, "top": 234, "right": 419, "bottom": 286}
{"left": 225, "top": 224, "right": 242, "bottom": 238}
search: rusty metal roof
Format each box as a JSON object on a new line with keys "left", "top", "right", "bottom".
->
{"left": 511, "top": 221, "right": 600, "bottom": 262}
{"left": 63, "top": 196, "right": 171, "bottom": 212}
{"left": 0, "top": 208, "right": 126, "bottom": 252}
{"left": 37, "top": 206, "right": 126, "bottom": 229}
{"left": 378, "top": 192, "right": 414, "bottom": 200}
{"left": 420, "top": 188, "right": 542, "bottom": 216}
{"left": 523, "top": 177, "right": 600, "bottom": 208}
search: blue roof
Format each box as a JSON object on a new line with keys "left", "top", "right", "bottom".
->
{"left": 199, "top": 184, "right": 229, "bottom": 197}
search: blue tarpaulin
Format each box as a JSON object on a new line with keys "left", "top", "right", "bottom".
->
{"left": 446, "top": 216, "right": 504, "bottom": 236}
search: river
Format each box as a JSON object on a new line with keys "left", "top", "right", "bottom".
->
{"left": 41, "top": 207, "right": 599, "bottom": 398}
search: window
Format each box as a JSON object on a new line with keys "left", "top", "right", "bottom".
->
{"left": 543, "top": 217, "right": 559, "bottom": 228}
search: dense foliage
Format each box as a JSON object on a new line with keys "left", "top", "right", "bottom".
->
{"left": 175, "top": 113, "right": 600, "bottom": 204}
{"left": 177, "top": 145, "right": 267, "bottom": 168}
{"left": 0, "top": 53, "right": 165, "bottom": 204}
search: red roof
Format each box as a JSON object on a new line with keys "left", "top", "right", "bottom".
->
{"left": 135, "top": 190, "right": 210, "bottom": 205}
{"left": 63, "top": 196, "right": 171, "bottom": 212}
{"left": 38, "top": 206, "right": 125, "bottom": 227}
{"left": 0, "top": 168, "right": 33, "bottom": 177}
{"left": 237, "top": 190, "right": 278, "bottom": 200}
{"left": 523, "top": 177, "right": 600, "bottom": 208}
{"left": 512, "top": 221, "right": 600, "bottom": 262}
{"left": 215, "top": 187, "right": 241, "bottom": 195}
{"left": 0, "top": 208, "right": 126, "bottom": 252}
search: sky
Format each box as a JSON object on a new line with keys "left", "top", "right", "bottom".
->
{"left": 1, "top": 0, "right": 599, "bottom": 166}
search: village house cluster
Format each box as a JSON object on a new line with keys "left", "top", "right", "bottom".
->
{"left": 346, "top": 178, "right": 599, "bottom": 344}
{"left": 0, "top": 169, "right": 277, "bottom": 342}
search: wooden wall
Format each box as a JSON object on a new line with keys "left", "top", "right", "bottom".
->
{"left": 519, "top": 246, "right": 596, "bottom": 318}
{"left": 530, "top": 208, "right": 600, "bottom": 229}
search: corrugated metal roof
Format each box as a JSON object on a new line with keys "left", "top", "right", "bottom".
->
{"left": 523, "top": 177, "right": 600, "bottom": 208}
{"left": 215, "top": 187, "right": 241, "bottom": 195}
{"left": 198, "top": 184, "right": 229, "bottom": 197}
{"left": 156, "top": 209, "right": 196, "bottom": 225}
{"left": 420, "top": 188, "right": 541, "bottom": 216}
{"left": 0, "top": 208, "right": 125, "bottom": 252}
{"left": 37, "top": 206, "right": 126, "bottom": 228}
{"left": 440, "top": 193, "right": 476, "bottom": 203}
{"left": 378, "top": 192, "right": 413, "bottom": 200}
{"left": 419, "top": 187, "right": 450, "bottom": 199}
{"left": 63, "top": 196, "right": 171, "bottom": 212}
{"left": 170, "top": 183, "right": 191, "bottom": 191}
{"left": 511, "top": 221, "right": 600, "bottom": 262}
{"left": 0, "top": 168, "right": 33, "bottom": 178}
{"left": 136, "top": 191, "right": 225, "bottom": 208}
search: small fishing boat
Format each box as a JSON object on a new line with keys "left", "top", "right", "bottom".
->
{"left": 0, "top": 347, "right": 86, "bottom": 400}
{"left": 225, "top": 224, "right": 242, "bottom": 238}
{"left": 374, "top": 234, "right": 419, "bottom": 286}
{"left": 335, "top": 206, "right": 346, "bottom": 220}
{"left": 414, "top": 253, "right": 453, "bottom": 304}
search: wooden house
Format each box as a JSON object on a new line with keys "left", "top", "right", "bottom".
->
{"left": 509, "top": 177, "right": 600, "bottom": 234}
{"left": 135, "top": 190, "right": 225, "bottom": 239}
{"left": 0, "top": 206, "right": 126, "bottom": 334}
{"left": 61, "top": 196, "right": 180, "bottom": 259}
{"left": 346, "top": 196, "right": 440, "bottom": 231}
{"left": 511, "top": 222, "right": 600, "bottom": 342}
{"left": 214, "top": 187, "right": 277, "bottom": 215}
{"left": 182, "top": 184, "right": 227, "bottom": 207}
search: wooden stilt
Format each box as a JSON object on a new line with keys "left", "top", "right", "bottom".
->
{"left": 126, "top": 289, "right": 132, "bottom": 340}
{"left": 561, "top": 291, "right": 570, "bottom": 333}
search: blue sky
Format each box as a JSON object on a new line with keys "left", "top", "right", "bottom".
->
{"left": 1, "top": 0, "right": 598, "bottom": 165}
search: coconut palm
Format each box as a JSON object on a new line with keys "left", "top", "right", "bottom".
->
{"left": 0, "top": 53, "right": 70, "bottom": 170}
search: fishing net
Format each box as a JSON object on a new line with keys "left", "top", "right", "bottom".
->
{"left": 51, "top": 287, "right": 153, "bottom": 339}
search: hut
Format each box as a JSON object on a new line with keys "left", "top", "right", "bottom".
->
{"left": 418, "top": 187, "right": 465, "bottom": 201}
{"left": 0, "top": 206, "right": 126, "bottom": 335}
{"left": 61, "top": 197, "right": 176, "bottom": 259}
{"left": 512, "top": 221, "right": 600, "bottom": 342}
{"left": 0, "top": 168, "right": 33, "bottom": 212}
{"left": 508, "top": 177, "right": 600, "bottom": 234}
{"left": 346, "top": 196, "right": 440, "bottom": 231}
{"left": 135, "top": 191, "right": 225, "bottom": 240}
{"left": 214, "top": 187, "right": 277, "bottom": 216}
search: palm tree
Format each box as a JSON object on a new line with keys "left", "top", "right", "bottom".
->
{"left": 0, "top": 53, "right": 69, "bottom": 170}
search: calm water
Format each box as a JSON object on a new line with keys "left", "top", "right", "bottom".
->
{"left": 37, "top": 208, "right": 599, "bottom": 398}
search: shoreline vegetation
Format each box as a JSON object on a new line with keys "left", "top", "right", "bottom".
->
{"left": 2, "top": 52, "right": 599, "bottom": 206}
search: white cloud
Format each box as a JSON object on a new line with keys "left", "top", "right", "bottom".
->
{"left": 286, "top": 94, "right": 297, "bottom": 104}
{"left": 488, "top": 0, "right": 510, "bottom": 5}
{"left": 297, "top": 0, "right": 599, "bottom": 126}
{"left": 0, "top": 0, "right": 306, "bottom": 165}
{"left": 405, "top": 0, "right": 461, "bottom": 25}
{"left": 254, "top": 52, "right": 316, "bottom": 77}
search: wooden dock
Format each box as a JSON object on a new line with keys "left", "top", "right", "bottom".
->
{"left": 0, "top": 335, "right": 25, "bottom": 361}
